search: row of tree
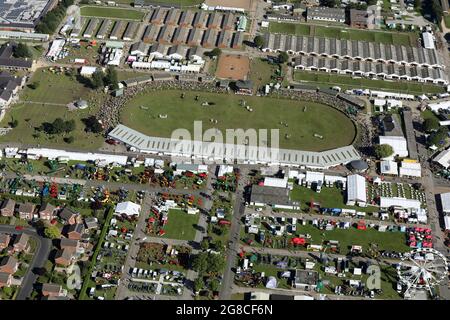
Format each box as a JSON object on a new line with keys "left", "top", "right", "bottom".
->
{"left": 90, "top": 66, "right": 119, "bottom": 90}
{"left": 36, "top": 0, "right": 74, "bottom": 34}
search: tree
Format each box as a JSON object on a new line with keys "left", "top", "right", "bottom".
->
{"left": 206, "top": 48, "right": 222, "bottom": 58}
{"left": 28, "top": 82, "right": 40, "bottom": 90}
{"left": 428, "top": 126, "right": 448, "bottom": 146}
{"left": 192, "top": 253, "right": 208, "bottom": 274}
{"left": 64, "top": 136, "right": 75, "bottom": 144}
{"left": 423, "top": 117, "right": 439, "bottom": 132}
{"left": 44, "top": 226, "right": 61, "bottom": 239}
{"left": 374, "top": 144, "right": 394, "bottom": 159}
{"left": 209, "top": 279, "right": 220, "bottom": 292}
{"left": 91, "top": 70, "right": 104, "bottom": 89}
{"left": 320, "top": 0, "right": 337, "bottom": 7}
{"left": 83, "top": 116, "right": 103, "bottom": 133}
{"left": 414, "top": 0, "right": 421, "bottom": 9}
{"left": 254, "top": 35, "right": 265, "bottom": 48}
{"left": 212, "top": 240, "right": 223, "bottom": 252}
{"left": 13, "top": 43, "right": 32, "bottom": 58}
{"left": 278, "top": 51, "right": 289, "bottom": 64}
{"left": 206, "top": 254, "right": 225, "bottom": 274}
{"left": 9, "top": 119, "right": 18, "bottom": 128}
{"left": 194, "top": 278, "right": 204, "bottom": 293}
{"left": 104, "top": 66, "right": 119, "bottom": 90}
{"left": 200, "top": 239, "right": 209, "bottom": 251}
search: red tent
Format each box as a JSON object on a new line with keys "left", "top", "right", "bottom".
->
{"left": 258, "top": 181, "right": 264, "bottom": 186}
{"left": 357, "top": 221, "right": 366, "bottom": 230}
{"left": 158, "top": 229, "right": 166, "bottom": 236}
{"left": 148, "top": 217, "right": 155, "bottom": 223}
{"left": 291, "top": 237, "right": 306, "bottom": 246}
{"left": 219, "top": 219, "right": 231, "bottom": 225}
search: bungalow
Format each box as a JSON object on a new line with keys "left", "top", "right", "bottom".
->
{"left": 39, "top": 203, "right": 56, "bottom": 221}
{"left": 0, "top": 256, "right": 18, "bottom": 274}
{"left": 0, "top": 199, "right": 15, "bottom": 217}
{"left": 59, "top": 238, "right": 78, "bottom": 250}
{"left": 65, "top": 224, "right": 85, "bottom": 240}
{"left": 84, "top": 217, "right": 99, "bottom": 230}
{"left": 12, "top": 233, "right": 29, "bottom": 253}
{"left": 42, "top": 283, "right": 65, "bottom": 297}
{"left": 54, "top": 248, "right": 75, "bottom": 267}
{"left": 0, "top": 272, "right": 12, "bottom": 288}
{"left": 17, "top": 203, "right": 35, "bottom": 220}
{"left": 0, "top": 234, "right": 10, "bottom": 250}
{"left": 58, "top": 207, "right": 79, "bottom": 225}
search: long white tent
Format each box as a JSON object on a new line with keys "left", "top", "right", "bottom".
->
{"left": 26, "top": 148, "right": 128, "bottom": 166}
{"left": 346, "top": 174, "right": 367, "bottom": 207}
{"left": 379, "top": 197, "right": 421, "bottom": 210}
{"left": 440, "top": 192, "right": 450, "bottom": 214}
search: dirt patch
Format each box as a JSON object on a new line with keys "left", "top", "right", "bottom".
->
{"left": 204, "top": 0, "right": 252, "bottom": 11}
{"left": 215, "top": 54, "right": 250, "bottom": 81}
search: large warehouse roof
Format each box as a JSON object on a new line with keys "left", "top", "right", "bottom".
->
{"left": 379, "top": 136, "right": 408, "bottom": 159}
{"left": 108, "top": 124, "right": 361, "bottom": 169}
{"left": 434, "top": 148, "right": 450, "bottom": 168}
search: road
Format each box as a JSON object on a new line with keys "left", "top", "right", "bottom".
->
{"left": 0, "top": 225, "right": 51, "bottom": 300}
{"left": 219, "top": 167, "right": 250, "bottom": 300}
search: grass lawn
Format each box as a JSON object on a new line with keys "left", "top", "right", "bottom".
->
{"left": 295, "top": 224, "right": 410, "bottom": 254}
{"left": 0, "top": 68, "right": 105, "bottom": 150}
{"left": 80, "top": 6, "right": 145, "bottom": 20}
{"left": 20, "top": 68, "right": 93, "bottom": 105}
{"left": 269, "top": 22, "right": 416, "bottom": 46}
{"left": 0, "top": 103, "right": 104, "bottom": 150}
{"left": 122, "top": 90, "right": 356, "bottom": 151}
{"left": 269, "top": 22, "right": 310, "bottom": 36}
{"left": 421, "top": 109, "right": 441, "bottom": 123}
{"left": 117, "top": 70, "right": 146, "bottom": 81}
{"left": 294, "top": 71, "right": 445, "bottom": 95}
{"left": 162, "top": 209, "right": 199, "bottom": 241}
{"left": 445, "top": 15, "right": 450, "bottom": 29}
{"left": 290, "top": 185, "right": 378, "bottom": 213}
{"left": 250, "top": 58, "right": 279, "bottom": 89}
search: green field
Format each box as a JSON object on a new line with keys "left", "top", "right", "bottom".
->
{"left": 80, "top": 6, "right": 145, "bottom": 20}
{"left": 162, "top": 209, "right": 199, "bottom": 241}
{"left": 20, "top": 68, "right": 92, "bottom": 105}
{"left": 0, "top": 68, "right": 104, "bottom": 150}
{"left": 269, "top": 22, "right": 415, "bottom": 46}
{"left": 121, "top": 90, "right": 356, "bottom": 151}
{"left": 444, "top": 15, "right": 450, "bottom": 29}
{"left": 294, "top": 71, "right": 445, "bottom": 95}
{"left": 290, "top": 185, "right": 378, "bottom": 213}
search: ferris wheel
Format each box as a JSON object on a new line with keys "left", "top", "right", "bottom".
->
{"left": 397, "top": 248, "right": 448, "bottom": 296}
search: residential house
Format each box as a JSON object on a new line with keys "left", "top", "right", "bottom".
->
{"left": 0, "top": 42, "right": 33, "bottom": 70}
{"left": 84, "top": 217, "right": 99, "bottom": 230}
{"left": 42, "top": 283, "right": 64, "bottom": 297}
{"left": 0, "top": 256, "right": 18, "bottom": 274}
{"left": 0, "top": 71, "right": 25, "bottom": 107}
{"left": 65, "top": 224, "right": 85, "bottom": 240}
{"left": 59, "top": 238, "right": 78, "bottom": 251}
{"left": 0, "top": 272, "right": 12, "bottom": 288}
{"left": 17, "top": 203, "right": 35, "bottom": 220}
{"left": 58, "top": 207, "right": 79, "bottom": 225}
{"left": 54, "top": 248, "right": 75, "bottom": 267}
{"left": 12, "top": 233, "right": 29, "bottom": 253}
{"left": 0, "top": 199, "right": 15, "bottom": 217}
{"left": 39, "top": 203, "right": 56, "bottom": 221}
{"left": 0, "top": 234, "right": 10, "bottom": 250}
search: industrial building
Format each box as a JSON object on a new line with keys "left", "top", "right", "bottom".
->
{"left": 262, "top": 33, "right": 445, "bottom": 70}
{"left": 109, "top": 21, "right": 124, "bottom": 40}
{"left": 158, "top": 25, "right": 176, "bottom": 44}
{"left": 123, "top": 22, "right": 138, "bottom": 41}
{"left": 208, "top": 12, "right": 222, "bottom": 29}
{"left": 178, "top": 10, "right": 195, "bottom": 27}
{"left": 96, "top": 20, "right": 112, "bottom": 39}
{"left": 250, "top": 185, "right": 300, "bottom": 210}
{"left": 165, "top": 8, "right": 180, "bottom": 26}
{"left": 0, "top": 0, "right": 56, "bottom": 31}
{"left": 379, "top": 136, "right": 409, "bottom": 159}
{"left": 83, "top": 19, "right": 99, "bottom": 39}
{"left": 202, "top": 28, "right": 218, "bottom": 48}
{"left": 193, "top": 11, "right": 208, "bottom": 28}
{"left": 187, "top": 28, "right": 203, "bottom": 46}
{"left": 172, "top": 27, "right": 190, "bottom": 45}
{"left": 292, "top": 54, "right": 447, "bottom": 85}
{"left": 142, "top": 24, "right": 160, "bottom": 43}
{"left": 222, "top": 12, "right": 235, "bottom": 30}
{"left": 151, "top": 7, "right": 166, "bottom": 25}
{"left": 307, "top": 7, "right": 345, "bottom": 23}
{"left": 218, "top": 29, "right": 233, "bottom": 48}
